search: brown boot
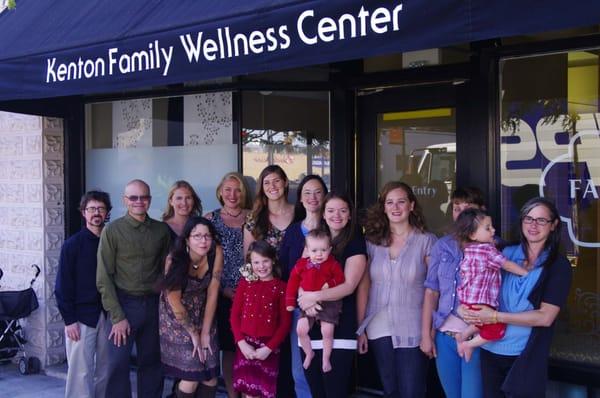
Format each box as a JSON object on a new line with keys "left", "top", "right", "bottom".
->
{"left": 194, "top": 383, "right": 217, "bottom": 398}
{"left": 175, "top": 386, "right": 195, "bottom": 398}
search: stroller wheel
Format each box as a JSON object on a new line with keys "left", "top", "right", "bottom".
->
{"left": 18, "top": 357, "right": 29, "bottom": 375}
{"left": 27, "top": 357, "right": 41, "bottom": 374}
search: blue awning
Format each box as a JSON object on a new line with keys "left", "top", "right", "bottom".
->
{"left": 0, "top": 0, "right": 599, "bottom": 100}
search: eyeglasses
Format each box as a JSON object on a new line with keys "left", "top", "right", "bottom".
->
{"left": 85, "top": 206, "right": 107, "bottom": 214}
{"left": 125, "top": 195, "right": 151, "bottom": 202}
{"left": 190, "top": 233, "right": 212, "bottom": 241}
{"left": 522, "top": 216, "right": 553, "bottom": 226}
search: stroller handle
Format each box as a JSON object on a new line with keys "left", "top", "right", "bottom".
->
{"left": 30, "top": 264, "right": 41, "bottom": 287}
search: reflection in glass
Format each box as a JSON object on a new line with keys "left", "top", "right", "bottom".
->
{"left": 500, "top": 50, "right": 600, "bottom": 376}
{"left": 376, "top": 108, "right": 456, "bottom": 236}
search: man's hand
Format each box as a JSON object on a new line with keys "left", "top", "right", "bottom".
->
{"left": 108, "top": 319, "right": 131, "bottom": 347}
{"left": 254, "top": 346, "right": 272, "bottom": 361}
{"left": 65, "top": 323, "right": 80, "bottom": 342}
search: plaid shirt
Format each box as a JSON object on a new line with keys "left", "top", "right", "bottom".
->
{"left": 457, "top": 242, "right": 506, "bottom": 307}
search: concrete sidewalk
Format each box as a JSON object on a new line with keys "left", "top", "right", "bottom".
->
{"left": 0, "top": 361, "right": 378, "bottom": 397}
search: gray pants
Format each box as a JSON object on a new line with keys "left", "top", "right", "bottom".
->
{"left": 65, "top": 322, "right": 98, "bottom": 398}
{"left": 95, "top": 293, "right": 163, "bottom": 398}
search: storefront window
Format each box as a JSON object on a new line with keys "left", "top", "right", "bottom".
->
{"left": 500, "top": 50, "right": 600, "bottom": 370}
{"left": 376, "top": 108, "right": 456, "bottom": 236}
{"left": 85, "top": 93, "right": 238, "bottom": 218}
{"left": 241, "top": 91, "right": 330, "bottom": 199}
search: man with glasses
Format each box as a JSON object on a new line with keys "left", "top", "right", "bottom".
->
{"left": 96, "top": 179, "right": 171, "bottom": 398}
{"left": 55, "top": 190, "right": 112, "bottom": 398}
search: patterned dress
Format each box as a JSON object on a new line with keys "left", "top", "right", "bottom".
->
{"left": 211, "top": 209, "right": 243, "bottom": 351}
{"left": 244, "top": 216, "right": 287, "bottom": 252}
{"left": 159, "top": 254, "right": 219, "bottom": 381}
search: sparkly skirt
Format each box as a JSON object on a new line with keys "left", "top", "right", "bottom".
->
{"left": 233, "top": 335, "right": 280, "bottom": 398}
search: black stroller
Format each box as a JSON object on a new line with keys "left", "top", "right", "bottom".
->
{"left": 0, "top": 264, "right": 41, "bottom": 375}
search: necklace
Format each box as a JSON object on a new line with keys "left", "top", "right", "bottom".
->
{"left": 192, "top": 262, "right": 199, "bottom": 270}
{"left": 222, "top": 207, "right": 243, "bottom": 218}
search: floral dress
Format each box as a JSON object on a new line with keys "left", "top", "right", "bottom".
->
{"left": 211, "top": 208, "right": 244, "bottom": 351}
{"left": 244, "top": 215, "right": 286, "bottom": 252}
{"left": 159, "top": 254, "right": 219, "bottom": 381}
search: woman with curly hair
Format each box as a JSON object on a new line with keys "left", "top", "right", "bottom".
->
{"left": 357, "top": 181, "right": 437, "bottom": 397}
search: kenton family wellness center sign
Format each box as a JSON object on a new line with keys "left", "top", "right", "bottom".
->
{"left": 24, "top": 1, "right": 469, "bottom": 98}
{"left": 46, "top": 4, "right": 405, "bottom": 82}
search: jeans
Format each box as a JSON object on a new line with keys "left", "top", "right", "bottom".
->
{"left": 369, "top": 337, "right": 428, "bottom": 398}
{"left": 95, "top": 292, "right": 163, "bottom": 398}
{"left": 435, "top": 331, "right": 483, "bottom": 398}
{"left": 291, "top": 310, "right": 312, "bottom": 397}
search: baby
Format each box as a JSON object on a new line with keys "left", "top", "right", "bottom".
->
{"left": 285, "top": 229, "right": 345, "bottom": 373}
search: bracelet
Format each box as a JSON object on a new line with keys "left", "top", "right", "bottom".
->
{"left": 492, "top": 310, "right": 498, "bottom": 324}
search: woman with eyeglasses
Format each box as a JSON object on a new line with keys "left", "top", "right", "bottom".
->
{"left": 158, "top": 217, "right": 223, "bottom": 398}
{"left": 460, "top": 197, "right": 572, "bottom": 398}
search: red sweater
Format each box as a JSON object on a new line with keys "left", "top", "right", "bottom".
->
{"left": 230, "top": 278, "right": 291, "bottom": 351}
{"left": 285, "top": 255, "right": 345, "bottom": 308}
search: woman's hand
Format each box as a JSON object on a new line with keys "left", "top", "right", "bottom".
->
{"left": 254, "top": 346, "right": 272, "bottom": 360}
{"left": 237, "top": 340, "right": 256, "bottom": 360}
{"left": 297, "top": 290, "right": 320, "bottom": 311}
{"left": 222, "top": 287, "right": 235, "bottom": 300}
{"left": 459, "top": 304, "right": 495, "bottom": 325}
{"left": 199, "top": 331, "right": 212, "bottom": 362}
{"left": 419, "top": 330, "right": 437, "bottom": 359}
{"left": 190, "top": 331, "right": 202, "bottom": 359}
{"left": 357, "top": 333, "right": 368, "bottom": 354}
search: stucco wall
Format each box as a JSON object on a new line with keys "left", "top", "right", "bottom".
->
{"left": 0, "top": 111, "right": 65, "bottom": 368}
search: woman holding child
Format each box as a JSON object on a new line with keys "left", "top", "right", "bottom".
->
{"left": 296, "top": 192, "right": 367, "bottom": 398}
{"left": 279, "top": 174, "right": 329, "bottom": 397}
{"left": 461, "top": 197, "right": 572, "bottom": 397}
{"left": 357, "top": 181, "right": 436, "bottom": 397}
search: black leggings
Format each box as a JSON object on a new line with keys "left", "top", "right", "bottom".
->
{"left": 303, "top": 349, "right": 355, "bottom": 398}
{"left": 480, "top": 349, "right": 517, "bottom": 398}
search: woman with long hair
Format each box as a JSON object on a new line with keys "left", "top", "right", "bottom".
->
{"left": 279, "top": 174, "right": 329, "bottom": 397}
{"left": 297, "top": 192, "right": 367, "bottom": 398}
{"left": 461, "top": 197, "right": 572, "bottom": 397}
{"left": 243, "top": 165, "right": 295, "bottom": 254}
{"left": 357, "top": 181, "right": 436, "bottom": 397}
{"left": 162, "top": 180, "right": 203, "bottom": 239}
{"left": 204, "top": 172, "right": 251, "bottom": 398}
{"left": 158, "top": 217, "right": 223, "bottom": 398}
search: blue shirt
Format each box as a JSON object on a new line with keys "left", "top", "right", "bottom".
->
{"left": 55, "top": 227, "right": 102, "bottom": 328}
{"left": 424, "top": 234, "right": 462, "bottom": 329}
{"left": 484, "top": 244, "right": 544, "bottom": 355}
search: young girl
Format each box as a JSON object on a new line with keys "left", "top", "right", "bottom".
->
{"left": 454, "top": 208, "right": 528, "bottom": 361}
{"left": 230, "top": 240, "right": 292, "bottom": 398}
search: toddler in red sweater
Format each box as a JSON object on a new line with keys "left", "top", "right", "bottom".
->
{"left": 230, "top": 240, "right": 291, "bottom": 398}
{"left": 285, "top": 229, "right": 345, "bottom": 373}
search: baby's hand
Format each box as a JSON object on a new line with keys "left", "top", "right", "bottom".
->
{"left": 321, "top": 282, "right": 329, "bottom": 290}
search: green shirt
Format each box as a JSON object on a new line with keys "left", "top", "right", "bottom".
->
{"left": 96, "top": 213, "right": 171, "bottom": 324}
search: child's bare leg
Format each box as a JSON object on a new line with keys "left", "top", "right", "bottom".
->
{"left": 458, "top": 334, "right": 488, "bottom": 362}
{"left": 296, "top": 317, "right": 314, "bottom": 369}
{"left": 456, "top": 325, "right": 478, "bottom": 343}
{"left": 320, "top": 321, "right": 335, "bottom": 373}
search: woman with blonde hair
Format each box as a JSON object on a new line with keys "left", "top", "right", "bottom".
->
{"left": 204, "top": 172, "right": 251, "bottom": 398}
{"left": 163, "top": 180, "right": 203, "bottom": 239}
